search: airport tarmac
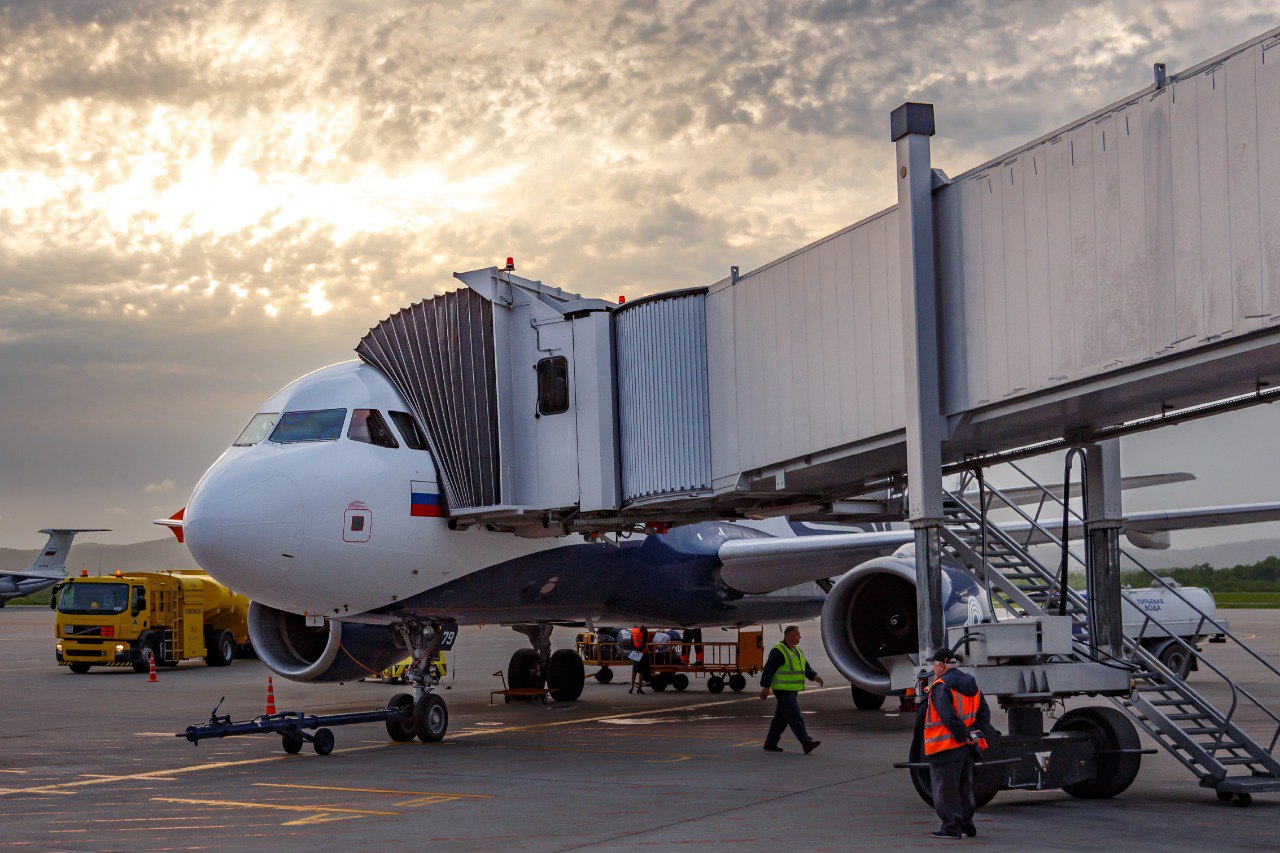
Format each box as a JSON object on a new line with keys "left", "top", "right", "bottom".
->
{"left": 1, "top": 609, "right": 1278, "bottom": 851}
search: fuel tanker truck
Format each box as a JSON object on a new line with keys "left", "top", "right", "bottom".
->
{"left": 53, "top": 570, "right": 251, "bottom": 673}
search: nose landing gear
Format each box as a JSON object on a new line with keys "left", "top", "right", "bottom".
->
{"left": 390, "top": 617, "right": 457, "bottom": 742}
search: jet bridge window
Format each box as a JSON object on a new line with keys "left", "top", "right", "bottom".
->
{"left": 269, "top": 409, "right": 346, "bottom": 443}
{"left": 536, "top": 356, "right": 570, "bottom": 415}
{"left": 233, "top": 413, "right": 278, "bottom": 446}
{"left": 389, "top": 411, "right": 429, "bottom": 451}
{"left": 348, "top": 409, "right": 399, "bottom": 448}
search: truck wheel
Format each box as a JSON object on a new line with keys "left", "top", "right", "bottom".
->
{"left": 546, "top": 649, "right": 585, "bottom": 702}
{"left": 1155, "top": 640, "right": 1193, "bottom": 680}
{"left": 385, "top": 693, "right": 416, "bottom": 743}
{"left": 282, "top": 734, "right": 304, "bottom": 754}
{"left": 312, "top": 728, "right": 335, "bottom": 756}
{"left": 204, "top": 630, "right": 236, "bottom": 667}
{"left": 68, "top": 663, "right": 91, "bottom": 674}
{"left": 851, "top": 685, "right": 887, "bottom": 711}
{"left": 414, "top": 694, "right": 448, "bottom": 742}
{"left": 1051, "top": 706, "right": 1141, "bottom": 799}
{"left": 132, "top": 636, "right": 160, "bottom": 673}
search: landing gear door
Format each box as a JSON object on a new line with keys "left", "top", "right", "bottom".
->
{"left": 435, "top": 620, "right": 459, "bottom": 651}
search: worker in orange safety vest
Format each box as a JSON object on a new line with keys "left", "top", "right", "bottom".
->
{"left": 921, "top": 648, "right": 992, "bottom": 839}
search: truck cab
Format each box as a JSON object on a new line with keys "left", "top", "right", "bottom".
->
{"left": 54, "top": 571, "right": 251, "bottom": 674}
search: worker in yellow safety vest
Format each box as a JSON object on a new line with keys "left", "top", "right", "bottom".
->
{"left": 921, "top": 648, "right": 992, "bottom": 839}
{"left": 759, "top": 625, "right": 824, "bottom": 754}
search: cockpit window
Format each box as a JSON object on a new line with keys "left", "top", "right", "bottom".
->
{"left": 348, "top": 409, "right": 399, "bottom": 448}
{"left": 233, "top": 413, "right": 278, "bottom": 446}
{"left": 269, "top": 409, "right": 346, "bottom": 443}
{"left": 389, "top": 411, "right": 429, "bottom": 451}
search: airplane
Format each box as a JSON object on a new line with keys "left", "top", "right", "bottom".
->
{"left": 160, "top": 356, "right": 1280, "bottom": 739}
{"left": 0, "top": 529, "right": 108, "bottom": 607}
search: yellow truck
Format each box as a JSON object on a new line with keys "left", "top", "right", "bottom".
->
{"left": 53, "top": 570, "right": 251, "bottom": 674}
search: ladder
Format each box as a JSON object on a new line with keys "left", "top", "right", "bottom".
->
{"left": 937, "top": 467, "right": 1280, "bottom": 798}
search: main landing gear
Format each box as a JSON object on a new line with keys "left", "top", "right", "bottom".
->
{"left": 388, "top": 618, "right": 453, "bottom": 742}
{"left": 508, "top": 624, "right": 586, "bottom": 702}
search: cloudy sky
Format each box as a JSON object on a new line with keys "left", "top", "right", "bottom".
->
{"left": 1, "top": 0, "right": 1279, "bottom": 550}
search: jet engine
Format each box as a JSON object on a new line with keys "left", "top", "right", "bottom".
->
{"left": 247, "top": 601, "right": 403, "bottom": 682}
{"left": 820, "top": 548, "right": 990, "bottom": 695}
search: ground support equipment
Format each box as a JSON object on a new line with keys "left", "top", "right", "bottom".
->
{"left": 576, "top": 627, "right": 764, "bottom": 693}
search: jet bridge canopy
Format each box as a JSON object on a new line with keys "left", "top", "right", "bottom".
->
{"left": 358, "top": 26, "right": 1280, "bottom": 536}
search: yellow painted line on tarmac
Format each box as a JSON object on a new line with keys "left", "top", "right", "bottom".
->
{"left": 253, "top": 782, "right": 493, "bottom": 799}
{"left": 0, "top": 770, "right": 29, "bottom": 774}
{"left": 50, "top": 817, "right": 212, "bottom": 824}
{"left": 0, "top": 687, "right": 844, "bottom": 800}
{"left": 491, "top": 744, "right": 712, "bottom": 760}
{"left": 153, "top": 797, "right": 396, "bottom": 819}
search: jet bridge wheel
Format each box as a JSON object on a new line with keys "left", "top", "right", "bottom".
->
{"left": 851, "top": 685, "right": 887, "bottom": 711}
{"left": 385, "top": 693, "right": 417, "bottom": 743}
{"left": 1050, "top": 706, "right": 1141, "bottom": 799}
{"left": 908, "top": 724, "right": 1004, "bottom": 809}
{"left": 414, "top": 694, "right": 449, "bottom": 742}
{"left": 547, "top": 649, "right": 585, "bottom": 702}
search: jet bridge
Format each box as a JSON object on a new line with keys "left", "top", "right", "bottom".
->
{"left": 359, "top": 26, "right": 1280, "bottom": 535}
{"left": 356, "top": 24, "right": 1280, "bottom": 805}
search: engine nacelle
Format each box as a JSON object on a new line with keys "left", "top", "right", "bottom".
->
{"left": 247, "top": 601, "right": 404, "bottom": 682}
{"left": 820, "top": 550, "right": 990, "bottom": 694}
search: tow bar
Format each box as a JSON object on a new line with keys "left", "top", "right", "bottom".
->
{"left": 177, "top": 695, "right": 416, "bottom": 756}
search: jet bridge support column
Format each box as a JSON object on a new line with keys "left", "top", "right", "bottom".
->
{"left": 1084, "top": 440, "right": 1124, "bottom": 659}
{"left": 892, "top": 102, "right": 946, "bottom": 661}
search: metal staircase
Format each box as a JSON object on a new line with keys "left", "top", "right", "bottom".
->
{"left": 937, "top": 467, "right": 1280, "bottom": 800}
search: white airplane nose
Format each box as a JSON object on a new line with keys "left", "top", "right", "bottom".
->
{"left": 185, "top": 462, "right": 305, "bottom": 597}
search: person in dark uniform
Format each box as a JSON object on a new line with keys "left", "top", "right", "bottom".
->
{"left": 759, "top": 625, "right": 824, "bottom": 753}
{"left": 921, "top": 648, "right": 991, "bottom": 839}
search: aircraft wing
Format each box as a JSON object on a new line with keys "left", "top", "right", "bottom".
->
{"left": 718, "top": 530, "right": 914, "bottom": 594}
{"left": 1008, "top": 502, "right": 1280, "bottom": 548}
{"left": 719, "top": 501, "right": 1280, "bottom": 593}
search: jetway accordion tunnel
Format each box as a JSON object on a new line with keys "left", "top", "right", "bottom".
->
{"left": 357, "top": 25, "right": 1280, "bottom": 536}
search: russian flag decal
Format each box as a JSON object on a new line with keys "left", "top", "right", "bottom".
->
{"left": 410, "top": 482, "right": 445, "bottom": 518}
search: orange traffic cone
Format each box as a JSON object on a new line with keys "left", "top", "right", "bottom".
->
{"left": 265, "top": 676, "right": 276, "bottom": 715}
{"left": 147, "top": 655, "right": 158, "bottom": 683}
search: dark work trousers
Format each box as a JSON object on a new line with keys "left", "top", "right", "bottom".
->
{"left": 928, "top": 747, "right": 976, "bottom": 836}
{"left": 765, "top": 690, "right": 812, "bottom": 747}
{"left": 682, "top": 628, "right": 704, "bottom": 662}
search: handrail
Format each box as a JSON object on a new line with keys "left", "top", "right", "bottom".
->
{"left": 960, "top": 463, "right": 1280, "bottom": 759}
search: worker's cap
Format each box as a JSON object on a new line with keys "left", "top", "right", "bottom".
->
{"left": 931, "top": 649, "right": 958, "bottom": 664}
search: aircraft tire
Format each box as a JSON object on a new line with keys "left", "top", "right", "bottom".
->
{"left": 851, "top": 684, "right": 887, "bottom": 710}
{"left": 707, "top": 675, "right": 725, "bottom": 694}
{"left": 1052, "top": 706, "right": 1141, "bottom": 799}
{"left": 507, "top": 648, "right": 543, "bottom": 701}
{"left": 728, "top": 673, "right": 747, "bottom": 692}
{"left": 672, "top": 673, "right": 689, "bottom": 691}
{"left": 385, "top": 693, "right": 416, "bottom": 742}
{"left": 414, "top": 694, "right": 449, "bottom": 742}
{"left": 595, "top": 667, "right": 614, "bottom": 684}
{"left": 547, "top": 649, "right": 585, "bottom": 702}
{"left": 68, "top": 663, "right": 91, "bottom": 674}
{"left": 313, "top": 728, "right": 335, "bottom": 756}
{"left": 204, "top": 630, "right": 236, "bottom": 667}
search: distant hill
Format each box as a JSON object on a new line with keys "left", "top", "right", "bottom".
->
{"left": 0, "top": 536, "right": 199, "bottom": 575}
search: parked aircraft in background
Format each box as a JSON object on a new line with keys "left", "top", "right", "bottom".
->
{"left": 0, "top": 529, "right": 107, "bottom": 607}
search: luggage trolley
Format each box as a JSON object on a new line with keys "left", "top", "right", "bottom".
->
{"left": 576, "top": 627, "right": 764, "bottom": 693}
